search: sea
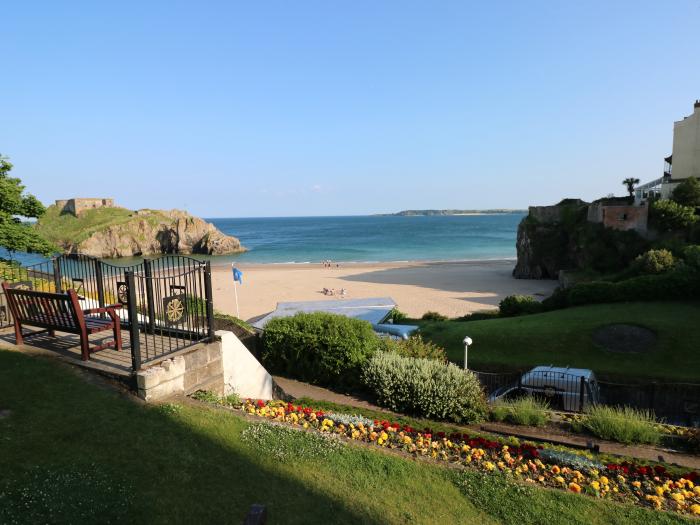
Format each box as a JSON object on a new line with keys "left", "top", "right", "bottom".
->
{"left": 4, "top": 213, "right": 525, "bottom": 266}
{"left": 206, "top": 213, "right": 524, "bottom": 265}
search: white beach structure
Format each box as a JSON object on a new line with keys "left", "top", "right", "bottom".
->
{"left": 252, "top": 297, "right": 419, "bottom": 339}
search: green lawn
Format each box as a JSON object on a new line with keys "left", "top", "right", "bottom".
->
{"left": 418, "top": 301, "right": 700, "bottom": 382}
{"left": 0, "top": 349, "right": 691, "bottom": 524}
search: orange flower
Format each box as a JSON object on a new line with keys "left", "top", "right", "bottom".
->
{"left": 568, "top": 482, "right": 582, "bottom": 493}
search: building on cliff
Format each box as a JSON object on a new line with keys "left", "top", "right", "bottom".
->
{"left": 55, "top": 198, "right": 114, "bottom": 217}
{"left": 636, "top": 101, "right": 700, "bottom": 201}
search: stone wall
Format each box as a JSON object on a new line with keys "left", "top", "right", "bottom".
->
{"left": 587, "top": 202, "right": 648, "bottom": 233}
{"left": 55, "top": 198, "right": 114, "bottom": 217}
{"left": 134, "top": 330, "right": 273, "bottom": 402}
{"left": 136, "top": 340, "right": 224, "bottom": 401}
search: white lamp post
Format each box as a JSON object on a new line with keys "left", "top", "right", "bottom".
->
{"left": 463, "top": 336, "right": 473, "bottom": 370}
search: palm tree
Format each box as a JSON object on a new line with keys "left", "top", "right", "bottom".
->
{"left": 622, "top": 177, "right": 640, "bottom": 199}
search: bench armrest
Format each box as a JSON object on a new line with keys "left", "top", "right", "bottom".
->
{"left": 83, "top": 304, "right": 123, "bottom": 315}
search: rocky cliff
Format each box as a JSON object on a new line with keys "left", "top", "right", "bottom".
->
{"left": 512, "top": 199, "right": 648, "bottom": 279}
{"left": 37, "top": 207, "right": 246, "bottom": 258}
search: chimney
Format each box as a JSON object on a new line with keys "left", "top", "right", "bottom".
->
{"left": 695, "top": 99, "right": 700, "bottom": 109}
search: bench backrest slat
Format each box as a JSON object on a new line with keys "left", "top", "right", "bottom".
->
{"left": 1, "top": 283, "right": 82, "bottom": 331}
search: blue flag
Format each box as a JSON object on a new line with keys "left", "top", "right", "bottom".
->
{"left": 232, "top": 266, "right": 243, "bottom": 284}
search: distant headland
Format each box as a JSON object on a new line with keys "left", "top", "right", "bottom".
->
{"left": 36, "top": 198, "right": 246, "bottom": 258}
{"left": 376, "top": 209, "right": 527, "bottom": 217}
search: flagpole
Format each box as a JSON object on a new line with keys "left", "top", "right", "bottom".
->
{"left": 234, "top": 279, "right": 240, "bottom": 319}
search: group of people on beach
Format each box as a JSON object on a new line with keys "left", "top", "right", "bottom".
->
{"left": 322, "top": 259, "right": 339, "bottom": 268}
{"left": 322, "top": 287, "right": 347, "bottom": 297}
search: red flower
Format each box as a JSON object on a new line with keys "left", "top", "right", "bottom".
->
{"left": 256, "top": 399, "right": 265, "bottom": 408}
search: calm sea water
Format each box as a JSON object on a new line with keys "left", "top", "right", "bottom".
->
{"left": 4, "top": 214, "right": 525, "bottom": 266}
{"left": 206, "top": 214, "right": 524, "bottom": 265}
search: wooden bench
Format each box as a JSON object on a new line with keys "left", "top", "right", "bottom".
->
{"left": 1, "top": 282, "right": 123, "bottom": 361}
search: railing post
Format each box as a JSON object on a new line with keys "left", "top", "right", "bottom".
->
{"left": 143, "top": 259, "right": 156, "bottom": 334}
{"left": 125, "top": 271, "right": 142, "bottom": 371}
{"left": 579, "top": 376, "right": 586, "bottom": 412}
{"left": 204, "top": 261, "right": 215, "bottom": 340}
{"left": 52, "top": 257, "right": 62, "bottom": 293}
{"left": 95, "top": 259, "right": 105, "bottom": 316}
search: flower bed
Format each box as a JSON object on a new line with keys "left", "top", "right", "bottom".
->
{"left": 240, "top": 399, "right": 700, "bottom": 517}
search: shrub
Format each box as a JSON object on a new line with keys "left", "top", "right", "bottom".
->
{"left": 577, "top": 406, "right": 660, "bottom": 445}
{"left": 261, "top": 312, "right": 382, "bottom": 388}
{"left": 633, "top": 249, "right": 675, "bottom": 275}
{"left": 498, "top": 295, "right": 543, "bottom": 317}
{"left": 362, "top": 352, "right": 487, "bottom": 423}
{"left": 381, "top": 335, "right": 447, "bottom": 362}
{"left": 388, "top": 308, "right": 408, "bottom": 323}
{"left": 421, "top": 311, "right": 448, "bottom": 322}
{"left": 456, "top": 310, "right": 500, "bottom": 322}
{"left": 490, "top": 396, "right": 550, "bottom": 427}
{"left": 649, "top": 199, "right": 698, "bottom": 232}
{"left": 671, "top": 176, "right": 700, "bottom": 207}
{"left": 682, "top": 245, "right": 700, "bottom": 269}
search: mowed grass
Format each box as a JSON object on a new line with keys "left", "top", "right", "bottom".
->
{"left": 418, "top": 301, "right": 700, "bottom": 382}
{"left": 0, "top": 349, "right": 691, "bottom": 525}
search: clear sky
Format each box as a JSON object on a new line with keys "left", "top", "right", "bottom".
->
{"left": 2, "top": 1, "right": 700, "bottom": 217}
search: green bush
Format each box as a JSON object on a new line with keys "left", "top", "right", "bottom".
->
{"left": 490, "top": 396, "right": 550, "bottom": 427}
{"left": 381, "top": 335, "right": 447, "bottom": 362}
{"left": 649, "top": 199, "right": 698, "bottom": 232}
{"left": 498, "top": 295, "right": 543, "bottom": 317}
{"left": 362, "top": 352, "right": 487, "bottom": 423}
{"left": 671, "top": 176, "right": 700, "bottom": 207}
{"left": 633, "top": 248, "right": 675, "bottom": 275}
{"left": 388, "top": 308, "right": 408, "bottom": 323}
{"left": 421, "top": 311, "right": 448, "bottom": 322}
{"left": 456, "top": 310, "right": 500, "bottom": 322}
{"left": 682, "top": 245, "right": 700, "bottom": 269}
{"left": 576, "top": 405, "right": 660, "bottom": 445}
{"left": 261, "top": 312, "right": 382, "bottom": 388}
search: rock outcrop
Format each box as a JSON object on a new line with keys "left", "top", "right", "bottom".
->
{"left": 512, "top": 199, "right": 649, "bottom": 279}
{"left": 61, "top": 209, "right": 245, "bottom": 258}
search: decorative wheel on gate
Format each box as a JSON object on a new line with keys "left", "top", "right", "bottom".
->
{"left": 116, "top": 282, "right": 129, "bottom": 305}
{"left": 163, "top": 295, "right": 187, "bottom": 326}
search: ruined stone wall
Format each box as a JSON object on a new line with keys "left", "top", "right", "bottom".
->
{"left": 55, "top": 198, "right": 115, "bottom": 217}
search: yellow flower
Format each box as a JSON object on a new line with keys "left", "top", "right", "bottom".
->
{"left": 694, "top": 486, "right": 700, "bottom": 496}
{"left": 599, "top": 476, "right": 609, "bottom": 485}
{"left": 555, "top": 476, "right": 565, "bottom": 484}
{"left": 590, "top": 481, "right": 600, "bottom": 491}
{"left": 690, "top": 504, "right": 700, "bottom": 516}
{"left": 631, "top": 481, "right": 641, "bottom": 489}
{"left": 655, "top": 486, "right": 665, "bottom": 497}
{"left": 484, "top": 462, "right": 495, "bottom": 471}
{"left": 670, "top": 492, "right": 684, "bottom": 503}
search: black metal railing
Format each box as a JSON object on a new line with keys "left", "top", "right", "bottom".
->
{"left": 475, "top": 369, "right": 700, "bottom": 425}
{"left": 1, "top": 253, "right": 215, "bottom": 370}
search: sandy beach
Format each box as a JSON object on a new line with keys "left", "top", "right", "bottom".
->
{"left": 210, "top": 259, "right": 558, "bottom": 321}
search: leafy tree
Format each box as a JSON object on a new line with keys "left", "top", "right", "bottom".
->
{"left": 671, "top": 176, "right": 700, "bottom": 207}
{"left": 622, "top": 177, "right": 640, "bottom": 199}
{"left": 648, "top": 199, "right": 698, "bottom": 232}
{"left": 0, "top": 154, "right": 55, "bottom": 259}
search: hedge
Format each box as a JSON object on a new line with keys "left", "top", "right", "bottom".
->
{"left": 260, "top": 312, "right": 382, "bottom": 388}
{"left": 362, "top": 352, "right": 487, "bottom": 423}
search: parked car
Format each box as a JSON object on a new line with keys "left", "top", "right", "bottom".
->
{"left": 488, "top": 366, "right": 601, "bottom": 412}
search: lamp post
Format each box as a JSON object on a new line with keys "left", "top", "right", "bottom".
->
{"left": 463, "top": 336, "right": 472, "bottom": 370}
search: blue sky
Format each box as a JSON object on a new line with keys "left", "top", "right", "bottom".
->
{"left": 2, "top": 1, "right": 700, "bottom": 217}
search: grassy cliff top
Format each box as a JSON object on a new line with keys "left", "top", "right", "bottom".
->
{"left": 35, "top": 205, "right": 171, "bottom": 246}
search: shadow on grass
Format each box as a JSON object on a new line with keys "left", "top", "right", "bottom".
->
{"left": 0, "top": 349, "right": 378, "bottom": 525}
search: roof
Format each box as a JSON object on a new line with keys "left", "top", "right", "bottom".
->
{"left": 252, "top": 297, "right": 398, "bottom": 330}
{"left": 526, "top": 366, "right": 595, "bottom": 380}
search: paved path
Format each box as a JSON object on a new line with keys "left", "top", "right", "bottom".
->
{"left": 274, "top": 375, "right": 700, "bottom": 470}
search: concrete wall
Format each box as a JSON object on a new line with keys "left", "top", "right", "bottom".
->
{"left": 671, "top": 103, "right": 700, "bottom": 183}
{"left": 218, "top": 330, "right": 273, "bottom": 400}
{"left": 134, "top": 330, "right": 273, "bottom": 402}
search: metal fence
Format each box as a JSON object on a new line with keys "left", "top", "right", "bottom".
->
{"left": 474, "top": 370, "right": 700, "bottom": 426}
{"left": 1, "top": 253, "right": 215, "bottom": 370}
